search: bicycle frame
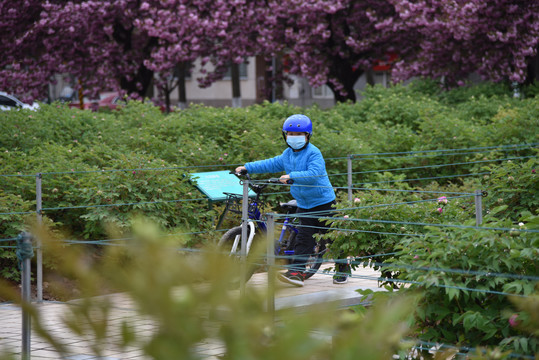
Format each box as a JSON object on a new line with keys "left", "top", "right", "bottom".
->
{"left": 222, "top": 172, "right": 299, "bottom": 257}
{"left": 219, "top": 172, "right": 325, "bottom": 280}
{"left": 227, "top": 197, "right": 298, "bottom": 257}
{"left": 275, "top": 216, "right": 298, "bottom": 256}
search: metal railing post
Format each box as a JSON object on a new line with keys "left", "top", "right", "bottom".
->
{"left": 18, "top": 232, "right": 34, "bottom": 360}
{"left": 474, "top": 189, "right": 483, "bottom": 226}
{"left": 347, "top": 155, "right": 353, "bottom": 202}
{"left": 240, "top": 180, "right": 249, "bottom": 295}
{"left": 36, "top": 173, "right": 43, "bottom": 302}
{"left": 266, "top": 213, "right": 275, "bottom": 317}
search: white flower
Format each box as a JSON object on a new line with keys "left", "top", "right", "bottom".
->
{"left": 518, "top": 222, "right": 525, "bottom": 227}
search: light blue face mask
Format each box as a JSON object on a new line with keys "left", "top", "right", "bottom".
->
{"left": 286, "top": 135, "right": 307, "bottom": 150}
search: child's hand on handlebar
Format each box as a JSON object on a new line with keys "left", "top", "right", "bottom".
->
{"left": 235, "top": 166, "right": 247, "bottom": 175}
{"left": 279, "top": 174, "right": 292, "bottom": 184}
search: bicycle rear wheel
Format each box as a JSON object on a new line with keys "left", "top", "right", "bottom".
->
{"left": 303, "top": 241, "right": 327, "bottom": 280}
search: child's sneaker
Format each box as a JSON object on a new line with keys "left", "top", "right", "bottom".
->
{"left": 278, "top": 270, "right": 305, "bottom": 287}
{"left": 333, "top": 274, "right": 349, "bottom": 284}
{"left": 333, "top": 262, "right": 351, "bottom": 284}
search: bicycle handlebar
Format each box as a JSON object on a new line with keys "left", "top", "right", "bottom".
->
{"left": 230, "top": 171, "right": 294, "bottom": 185}
{"left": 268, "top": 177, "right": 294, "bottom": 185}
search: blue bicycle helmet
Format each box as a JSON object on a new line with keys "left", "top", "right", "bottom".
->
{"left": 282, "top": 114, "right": 312, "bottom": 134}
{"left": 282, "top": 114, "right": 312, "bottom": 150}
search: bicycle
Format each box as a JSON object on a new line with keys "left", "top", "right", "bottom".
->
{"left": 217, "top": 171, "right": 327, "bottom": 280}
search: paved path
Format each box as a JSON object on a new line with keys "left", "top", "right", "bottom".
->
{"left": 0, "top": 265, "right": 382, "bottom": 360}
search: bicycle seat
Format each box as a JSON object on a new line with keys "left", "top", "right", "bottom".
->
{"left": 279, "top": 199, "right": 298, "bottom": 212}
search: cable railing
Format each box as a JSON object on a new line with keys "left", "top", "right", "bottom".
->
{"left": 1, "top": 143, "right": 536, "bottom": 307}
{"left": 8, "top": 202, "right": 538, "bottom": 360}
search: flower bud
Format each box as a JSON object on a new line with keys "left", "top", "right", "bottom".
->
{"left": 509, "top": 314, "right": 520, "bottom": 328}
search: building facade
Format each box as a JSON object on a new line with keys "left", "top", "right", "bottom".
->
{"left": 48, "top": 56, "right": 392, "bottom": 108}
{"left": 166, "top": 56, "right": 392, "bottom": 109}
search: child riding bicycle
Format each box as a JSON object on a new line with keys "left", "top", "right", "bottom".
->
{"left": 235, "top": 114, "right": 350, "bottom": 287}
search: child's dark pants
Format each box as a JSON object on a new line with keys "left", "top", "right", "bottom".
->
{"left": 291, "top": 200, "right": 335, "bottom": 270}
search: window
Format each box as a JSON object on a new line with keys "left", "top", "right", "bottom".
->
{"left": 311, "top": 85, "right": 333, "bottom": 99}
{"left": 223, "top": 62, "right": 248, "bottom": 80}
{"left": 173, "top": 62, "right": 192, "bottom": 80}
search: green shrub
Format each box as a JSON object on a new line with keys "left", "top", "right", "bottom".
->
{"left": 523, "top": 80, "right": 539, "bottom": 98}
{"left": 0, "top": 220, "right": 417, "bottom": 360}
{"left": 323, "top": 155, "right": 538, "bottom": 356}
{"left": 392, "top": 212, "right": 538, "bottom": 356}
{"left": 481, "top": 159, "right": 538, "bottom": 221}
{"left": 0, "top": 190, "right": 34, "bottom": 281}
{"left": 0, "top": 81, "right": 536, "bottom": 300}
{"left": 325, "top": 173, "right": 475, "bottom": 284}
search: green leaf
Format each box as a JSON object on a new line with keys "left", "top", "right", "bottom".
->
{"left": 445, "top": 287, "right": 459, "bottom": 301}
{"left": 482, "top": 328, "right": 498, "bottom": 340}
{"left": 519, "top": 337, "right": 528, "bottom": 353}
{"left": 462, "top": 312, "right": 477, "bottom": 332}
{"left": 434, "top": 307, "right": 452, "bottom": 321}
{"left": 489, "top": 205, "right": 508, "bottom": 215}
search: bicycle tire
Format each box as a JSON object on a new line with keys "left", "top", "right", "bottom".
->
{"left": 219, "top": 226, "right": 326, "bottom": 281}
{"left": 303, "top": 241, "right": 326, "bottom": 280}
{"left": 218, "top": 226, "right": 259, "bottom": 281}
{"left": 218, "top": 226, "right": 249, "bottom": 255}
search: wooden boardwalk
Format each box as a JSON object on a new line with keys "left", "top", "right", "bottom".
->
{"left": 0, "top": 265, "right": 383, "bottom": 359}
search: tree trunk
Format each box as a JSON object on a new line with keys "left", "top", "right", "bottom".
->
{"left": 231, "top": 62, "right": 241, "bottom": 107}
{"left": 326, "top": 57, "right": 363, "bottom": 103}
{"left": 164, "top": 81, "right": 171, "bottom": 114}
{"left": 78, "top": 79, "right": 84, "bottom": 110}
{"left": 255, "top": 56, "right": 269, "bottom": 103}
{"left": 144, "top": 76, "right": 154, "bottom": 99}
{"left": 113, "top": 21, "right": 157, "bottom": 98}
{"left": 265, "top": 59, "right": 274, "bottom": 101}
{"left": 178, "top": 62, "right": 187, "bottom": 109}
{"left": 525, "top": 45, "right": 539, "bottom": 85}
{"left": 366, "top": 69, "right": 375, "bottom": 87}
{"left": 273, "top": 56, "right": 284, "bottom": 101}
{"left": 120, "top": 64, "right": 154, "bottom": 99}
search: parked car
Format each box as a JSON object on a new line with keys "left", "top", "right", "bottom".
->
{"left": 69, "top": 92, "right": 125, "bottom": 111}
{"left": 0, "top": 92, "right": 40, "bottom": 111}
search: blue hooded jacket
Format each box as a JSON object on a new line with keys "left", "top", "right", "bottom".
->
{"left": 244, "top": 143, "right": 335, "bottom": 209}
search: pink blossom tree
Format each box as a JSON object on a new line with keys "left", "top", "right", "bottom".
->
{"left": 138, "top": 0, "right": 268, "bottom": 108}
{"left": 382, "top": 0, "right": 539, "bottom": 86}
{"left": 260, "top": 0, "right": 414, "bottom": 103}
{"left": 2, "top": 0, "right": 538, "bottom": 105}
{"left": 200, "top": 0, "right": 269, "bottom": 107}
{"left": 0, "top": 0, "right": 162, "bottom": 102}
{"left": 0, "top": 0, "right": 411, "bottom": 104}
{"left": 0, "top": 0, "right": 268, "bottom": 107}
{"left": 136, "top": 0, "right": 217, "bottom": 110}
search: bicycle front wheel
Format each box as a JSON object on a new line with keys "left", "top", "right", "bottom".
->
{"left": 303, "top": 241, "right": 327, "bottom": 280}
{"left": 218, "top": 225, "right": 261, "bottom": 282}
{"left": 218, "top": 226, "right": 248, "bottom": 256}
